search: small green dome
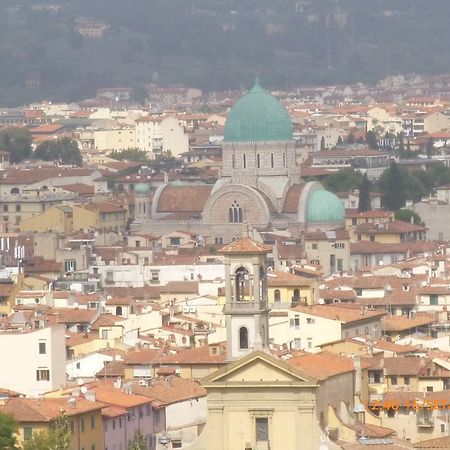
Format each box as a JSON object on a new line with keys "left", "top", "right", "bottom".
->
{"left": 223, "top": 79, "right": 293, "bottom": 142}
{"left": 134, "top": 183, "right": 150, "bottom": 194}
{"left": 306, "top": 189, "right": 345, "bottom": 223}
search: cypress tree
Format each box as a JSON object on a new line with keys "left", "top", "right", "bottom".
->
{"left": 358, "top": 173, "right": 371, "bottom": 212}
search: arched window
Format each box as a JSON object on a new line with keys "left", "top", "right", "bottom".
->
{"left": 239, "top": 327, "right": 249, "bottom": 349}
{"left": 274, "top": 289, "right": 281, "bottom": 302}
{"left": 243, "top": 153, "right": 247, "bottom": 169}
{"left": 10, "top": 187, "right": 19, "bottom": 194}
{"left": 270, "top": 153, "right": 274, "bottom": 168}
{"left": 256, "top": 153, "right": 260, "bottom": 169}
{"left": 228, "top": 200, "right": 243, "bottom": 223}
{"left": 235, "top": 266, "right": 249, "bottom": 301}
{"left": 115, "top": 306, "right": 123, "bottom": 316}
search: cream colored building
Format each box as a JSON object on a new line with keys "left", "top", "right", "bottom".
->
{"left": 0, "top": 325, "right": 66, "bottom": 396}
{"left": 135, "top": 115, "right": 189, "bottom": 157}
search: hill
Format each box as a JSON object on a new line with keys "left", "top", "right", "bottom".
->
{"left": 1, "top": 0, "right": 450, "bottom": 105}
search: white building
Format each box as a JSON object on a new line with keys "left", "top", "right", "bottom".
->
{"left": 135, "top": 115, "right": 189, "bottom": 158}
{"left": 0, "top": 325, "right": 66, "bottom": 396}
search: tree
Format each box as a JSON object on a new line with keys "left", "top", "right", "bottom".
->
{"left": 24, "top": 413, "right": 70, "bottom": 450}
{"left": 128, "top": 429, "right": 147, "bottom": 450}
{"left": 110, "top": 148, "right": 148, "bottom": 162}
{"left": 34, "top": 138, "right": 82, "bottom": 166}
{"left": 322, "top": 168, "right": 364, "bottom": 193}
{"left": 358, "top": 173, "right": 371, "bottom": 212}
{"left": 0, "top": 412, "right": 19, "bottom": 450}
{"left": 0, "top": 127, "right": 32, "bottom": 163}
{"left": 320, "top": 136, "right": 326, "bottom": 151}
{"left": 366, "top": 130, "right": 378, "bottom": 150}
{"left": 395, "top": 209, "right": 423, "bottom": 225}
{"left": 379, "top": 161, "right": 406, "bottom": 210}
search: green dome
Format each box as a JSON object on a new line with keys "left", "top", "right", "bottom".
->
{"left": 134, "top": 183, "right": 150, "bottom": 194}
{"left": 223, "top": 79, "right": 293, "bottom": 142}
{"left": 306, "top": 189, "right": 345, "bottom": 223}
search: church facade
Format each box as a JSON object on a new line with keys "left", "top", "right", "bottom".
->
{"left": 133, "top": 80, "right": 345, "bottom": 243}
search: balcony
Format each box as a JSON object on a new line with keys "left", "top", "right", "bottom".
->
{"left": 223, "top": 300, "right": 269, "bottom": 314}
{"left": 417, "top": 415, "right": 434, "bottom": 428}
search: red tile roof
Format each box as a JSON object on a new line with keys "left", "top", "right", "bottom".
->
{"left": 219, "top": 237, "right": 272, "bottom": 254}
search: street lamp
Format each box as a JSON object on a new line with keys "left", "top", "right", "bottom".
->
{"left": 158, "top": 433, "right": 171, "bottom": 448}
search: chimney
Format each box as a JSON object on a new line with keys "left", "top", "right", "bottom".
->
{"left": 353, "top": 355, "right": 362, "bottom": 396}
{"left": 84, "top": 390, "right": 96, "bottom": 402}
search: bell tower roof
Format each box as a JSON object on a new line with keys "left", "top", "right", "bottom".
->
{"left": 219, "top": 237, "right": 272, "bottom": 255}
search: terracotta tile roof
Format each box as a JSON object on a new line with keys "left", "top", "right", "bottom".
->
{"left": 57, "top": 308, "right": 98, "bottom": 324}
{"left": 267, "top": 271, "right": 314, "bottom": 287}
{"left": 345, "top": 209, "right": 394, "bottom": 218}
{"left": 102, "top": 405, "right": 127, "bottom": 418}
{"left": 86, "top": 382, "right": 151, "bottom": 408}
{"left": 31, "top": 123, "right": 65, "bottom": 134}
{"left": 292, "top": 303, "right": 385, "bottom": 323}
{"left": 275, "top": 240, "right": 304, "bottom": 260}
{"left": 355, "top": 220, "right": 426, "bottom": 234}
{"left": 0, "top": 397, "right": 105, "bottom": 422}
{"left": 96, "top": 360, "right": 126, "bottom": 377}
{"left": 156, "top": 184, "right": 212, "bottom": 213}
{"left": 160, "top": 281, "right": 199, "bottom": 294}
{"left": 81, "top": 201, "right": 126, "bottom": 214}
{"left": 304, "top": 228, "right": 349, "bottom": 240}
{"left": 382, "top": 313, "right": 437, "bottom": 332}
{"left": 130, "top": 376, "right": 206, "bottom": 405}
{"left": 383, "top": 357, "right": 431, "bottom": 376}
{"left": 414, "top": 436, "right": 450, "bottom": 449}
{"left": 90, "top": 313, "right": 124, "bottom": 330}
{"left": 123, "top": 348, "right": 161, "bottom": 365}
{"left": 156, "top": 343, "right": 227, "bottom": 365}
{"left": 418, "top": 286, "right": 450, "bottom": 295}
{"left": 106, "top": 297, "right": 134, "bottom": 306}
{"left": 371, "top": 340, "right": 419, "bottom": 354}
{"left": 282, "top": 184, "right": 304, "bottom": 213}
{"left": 219, "top": 237, "right": 272, "bottom": 254}
{"left": 59, "top": 183, "right": 95, "bottom": 196}
{"left": 287, "top": 351, "right": 359, "bottom": 380}
{"left": 104, "top": 286, "right": 161, "bottom": 300}
{"left": 320, "top": 289, "right": 356, "bottom": 301}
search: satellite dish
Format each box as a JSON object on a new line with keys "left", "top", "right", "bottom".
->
{"left": 379, "top": 260, "right": 384, "bottom": 266}
{"left": 318, "top": 298, "right": 325, "bottom": 305}
{"left": 80, "top": 386, "right": 88, "bottom": 394}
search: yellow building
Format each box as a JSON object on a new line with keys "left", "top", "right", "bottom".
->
{"left": 0, "top": 396, "right": 104, "bottom": 450}
{"left": 354, "top": 220, "right": 426, "bottom": 244}
{"left": 0, "top": 272, "right": 24, "bottom": 316}
{"left": 345, "top": 210, "right": 394, "bottom": 241}
{"left": 20, "top": 205, "right": 73, "bottom": 233}
{"left": 72, "top": 201, "right": 127, "bottom": 232}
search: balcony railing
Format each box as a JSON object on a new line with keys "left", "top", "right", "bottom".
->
{"left": 417, "top": 415, "right": 434, "bottom": 428}
{"left": 224, "top": 300, "right": 269, "bottom": 314}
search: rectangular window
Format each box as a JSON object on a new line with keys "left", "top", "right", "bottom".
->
{"left": 294, "top": 316, "right": 300, "bottom": 329}
{"left": 81, "top": 418, "right": 85, "bottom": 432}
{"left": 23, "top": 427, "right": 33, "bottom": 440}
{"left": 427, "top": 386, "right": 434, "bottom": 392}
{"left": 39, "top": 342, "right": 46, "bottom": 354}
{"left": 106, "top": 271, "right": 114, "bottom": 282}
{"left": 112, "top": 420, "right": 116, "bottom": 430}
{"left": 101, "top": 330, "right": 108, "bottom": 340}
{"left": 430, "top": 295, "right": 439, "bottom": 305}
{"left": 404, "top": 376, "right": 410, "bottom": 385}
{"left": 294, "top": 338, "right": 301, "bottom": 349}
{"left": 2, "top": 205, "right": 7, "bottom": 212}
{"left": 91, "top": 415, "right": 95, "bottom": 429}
{"left": 334, "top": 243, "right": 345, "bottom": 249}
{"left": 151, "top": 271, "right": 159, "bottom": 282}
{"left": 64, "top": 260, "right": 76, "bottom": 272}
{"left": 169, "top": 237, "right": 181, "bottom": 246}
{"left": 307, "top": 338, "right": 312, "bottom": 349}
{"left": 391, "top": 376, "right": 398, "bottom": 385}
{"left": 306, "top": 318, "right": 315, "bottom": 324}
{"left": 312, "top": 243, "right": 318, "bottom": 250}
{"left": 255, "top": 417, "right": 269, "bottom": 442}
{"left": 36, "top": 369, "right": 50, "bottom": 381}
{"left": 15, "top": 204, "right": 21, "bottom": 212}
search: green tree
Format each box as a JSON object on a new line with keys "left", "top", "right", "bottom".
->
{"left": 24, "top": 413, "right": 70, "bottom": 450}
{"left": 395, "top": 209, "right": 423, "bottom": 225}
{"left": 0, "top": 412, "right": 19, "bottom": 450}
{"left": 128, "top": 429, "right": 147, "bottom": 450}
{"left": 322, "top": 168, "right": 364, "bottom": 193}
{"left": 379, "top": 161, "right": 406, "bottom": 210}
{"left": 358, "top": 173, "right": 371, "bottom": 212}
{"left": 34, "top": 138, "right": 82, "bottom": 166}
{"left": 110, "top": 148, "right": 148, "bottom": 162}
{"left": 0, "top": 127, "right": 32, "bottom": 163}
{"left": 366, "top": 130, "right": 378, "bottom": 150}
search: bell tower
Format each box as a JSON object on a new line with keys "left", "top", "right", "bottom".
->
{"left": 219, "top": 237, "right": 271, "bottom": 360}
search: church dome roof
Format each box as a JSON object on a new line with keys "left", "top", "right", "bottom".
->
{"left": 306, "top": 189, "right": 345, "bottom": 224}
{"left": 223, "top": 79, "right": 293, "bottom": 142}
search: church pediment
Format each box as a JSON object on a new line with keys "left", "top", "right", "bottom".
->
{"left": 202, "top": 350, "right": 318, "bottom": 386}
